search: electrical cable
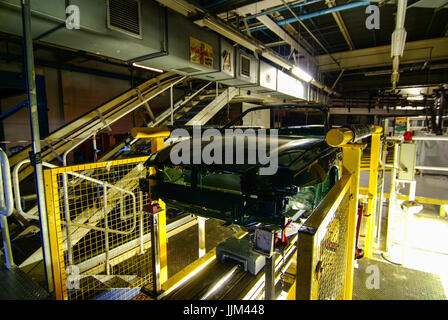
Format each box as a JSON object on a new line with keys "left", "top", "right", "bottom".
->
{"left": 381, "top": 252, "right": 402, "bottom": 265}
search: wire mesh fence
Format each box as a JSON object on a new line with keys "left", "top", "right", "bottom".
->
{"left": 316, "top": 192, "right": 350, "bottom": 300}
{"left": 296, "top": 173, "right": 353, "bottom": 300}
{"left": 44, "top": 157, "right": 153, "bottom": 300}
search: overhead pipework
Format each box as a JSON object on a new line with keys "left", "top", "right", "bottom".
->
{"left": 391, "top": 0, "right": 408, "bottom": 90}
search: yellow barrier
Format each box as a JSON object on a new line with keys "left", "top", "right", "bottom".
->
{"left": 296, "top": 138, "right": 363, "bottom": 300}
{"left": 296, "top": 171, "right": 353, "bottom": 299}
{"left": 44, "top": 157, "right": 152, "bottom": 300}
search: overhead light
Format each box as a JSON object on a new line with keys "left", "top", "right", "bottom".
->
{"left": 407, "top": 96, "right": 424, "bottom": 101}
{"left": 132, "top": 62, "right": 163, "bottom": 73}
{"left": 291, "top": 66, "right": 313, "bottom": 83}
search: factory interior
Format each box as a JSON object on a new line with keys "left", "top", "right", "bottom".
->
{"left": 1, "top": 0, "right": 448, "bottom": 304}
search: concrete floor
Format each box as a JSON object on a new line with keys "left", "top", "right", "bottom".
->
{"left": 167, "top": 218, "right": 238, "bottom": 277}
{"left": 355, "top": 172, "right": 448, "bottom": 300}
{"left": 2, "top": 171, "right": 447, "bottom": 300}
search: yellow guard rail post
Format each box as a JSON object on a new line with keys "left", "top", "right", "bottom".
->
{"left": 131, "top": 127, "right": 170, "bottom": 295}
{"left": 296, "top": 126, "right": 376, "bottom": 300}
{"left": 341, "top": 143, "right": 363, "bottom": 300}
{"left": 364, "top": 127, "right": 383, "bottom": 258}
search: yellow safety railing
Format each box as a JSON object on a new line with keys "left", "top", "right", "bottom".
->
{"left": 44, "top": 156, "right": 152, "bottom": 300}
{"left": 44, "top": 127, "right": 170, "bottom": 300}
{"left": 296, "top": 128, "right": 366, "bottom": 300}
{"left": 296, "top": 171, "right": 353, "bottom": 300}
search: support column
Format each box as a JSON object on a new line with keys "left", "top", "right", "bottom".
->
{"left": 365, "top": 132, "right": 382, "bottom": 258}
{"left": 150, "top": 137, "right": 168, "bottom": 286}
{"left": 342, "top": 144, "right": 363, "bottom": 300}
{"left": 198, "top": 217, "right": 206, "bottom": 258}
{"left": 21, "top": 0, "right": 54, "bottom": 293}
{"left": 264, "top": 254, "right": 276, "bottom": 300}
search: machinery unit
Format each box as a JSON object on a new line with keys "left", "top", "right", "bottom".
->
{"left": 216, "top": 237, "right": 266, "bottom": 276}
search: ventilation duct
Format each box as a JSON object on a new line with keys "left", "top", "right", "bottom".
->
{"left": 0, "top": 0, "right": 311, "bottom": 101}
{"left": 107, "top": 0, "right": 142, "bottom": 39}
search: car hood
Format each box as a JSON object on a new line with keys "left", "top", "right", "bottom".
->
{"left": 146, "top": 134, "right": 334, "bottom": 174}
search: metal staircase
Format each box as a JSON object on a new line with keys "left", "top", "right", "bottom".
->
{"left": 5, "top": 73, "right": 240, "bottom": 297}
{"left": 99, "top": 85, "right": 239, "bottom": 160}
{"left": 9, "top": 72, "right": 185, "bottom": 182}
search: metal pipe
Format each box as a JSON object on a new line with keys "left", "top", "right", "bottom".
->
{"left": 92, "top": 132, "right": 98, "bottom": 162}
{"left": 139, "top": 191, "right": 144, "bottom": 255}
{"left": 63, "top": 170, "right": 138, "bottom": 226}
{"left": 151, "top": 212, "right": 162, "bottom": 297}
{"left": 415, "top": 165, "right": 448, "bottom": 172}
{"left": 21, "top": 0, "right": 53, "bottom": 292}
{"left": 279, "top": 0, "right": 341, "bottom": 69}
{"left": 250, "top": 1, "right": 370, "bottom": 31}
{"left": 170, "top": 86, "right": 174, "bottom": 125}
{"left": 0, "top": 216, "right": 14, "bottom": 269}
{"left": 202, "top": 0, "right": 227, "bottom": 9}
{"left": 0, "top": 149, "right": 15, "bottom": 269}
{"left": 0, "top": 149, "right": 14, "bottom": 217}
{"left": 244, "top": 0, "right": 322, "bottom": 20}
{"left": 326, "top": 0, "right": 355, "bottom": 50}
{"left": 103, "top": 186, "right": 110, "bottom": 275}
{"left": 0, "top": 101, "right": 27, "bottom": 121}
{"left": 387, "top": 135, "right": 448, "bottom": 141}
{"left": 12, "top": 159, "right": 57, "bottom": 221}
{"left": 62, "top": 172, "right": 74, "bottom": 265}
{"left": 391, "top": 0, "right": 408, "bottom": 90}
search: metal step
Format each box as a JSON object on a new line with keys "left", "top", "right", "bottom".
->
{"left": 186, "top": 87, "right": 239, "bottom": 126}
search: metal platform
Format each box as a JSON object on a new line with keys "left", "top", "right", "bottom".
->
{"left": 353, "top": 257, "right": 446, "bottom": 300}
{"left": 0, "top": 256, "right": 49, "bottom": 300}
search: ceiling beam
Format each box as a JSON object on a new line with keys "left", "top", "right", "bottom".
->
{"left": 317, "top": 37, "right": 448, "bottom": 72}
{"left": 325, "top": 0, "right": 354, "bottom": 50}
{"left": 256, "top": 15, "right": 314, "bottom": 62}
{"left": 216, "top": 0, "right": 300, "bottom": 19}
{"left": 329, "top": 107, "right": 425, "bottom": 116}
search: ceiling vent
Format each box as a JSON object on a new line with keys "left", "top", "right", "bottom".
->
{"left": 240, "top": 55, "right": 251, "bottom": 78}
{"left": 173, "top": 67, "right": 202, "bottom": 74}
{"left": 107, "top": 0, "right": 142, "bottom": 39}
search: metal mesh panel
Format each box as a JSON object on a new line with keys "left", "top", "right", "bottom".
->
{"left": 45, "top": 157, "right": 153, "bottom": 300}
{"left": 296, "top": 173, "right": 353, "bottom": 300}
{"left": 316, "top": 192, "right": 350, "bottom": 300}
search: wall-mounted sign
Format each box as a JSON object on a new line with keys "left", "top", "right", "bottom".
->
{"left": 395, "top": 118, "right": 408, "bottom": 131}
{"left": 222, "top": 49, "right": 232, "bottom": 73}
{"left": 190, "top": 37, "right": 213, "bottom": 68}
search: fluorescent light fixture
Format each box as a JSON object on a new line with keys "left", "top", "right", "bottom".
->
{"left": 291, "top": 66, "right": 313, "bottom": 83}
{"left": 407, "top": 96, "right": 424, "bottom": 101}
{"left": 132, "top": 62, "right": 163, "bottom": 73}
